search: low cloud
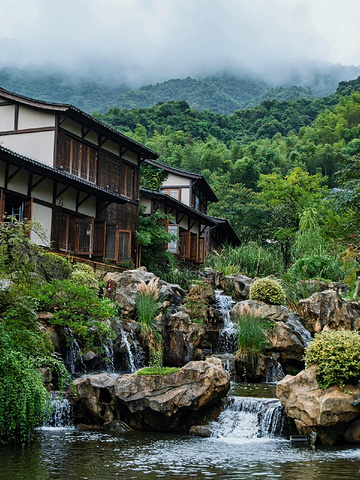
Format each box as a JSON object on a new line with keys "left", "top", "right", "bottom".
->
{"left": 0, "top": 0, "right": 359, "bottom": 85}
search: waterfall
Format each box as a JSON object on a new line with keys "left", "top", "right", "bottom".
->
{"left": 265, "top": 360, "right": 285, "bottom": 383}
{"left": 215, "top": 290, "right": 237, "bottom": 354}
{"left": 211, "top": 396, "right": 286, "bottom": 442}
{"left": 65, "top": 334, "right": 87, "bottom": 376}
{"left": 119, "top": 326, "right": 145, "bottom": 373}
{"left": 103, "top": 337, "right": 115, "bottom": 373}
{"left": 130, "top": 329, "right": 145, "bottom": 370}
{"left": 287, "top": 313, "right": 312, "bottom": 346}
{"left": 44, "top": 392, "right": 73, "bottom": 428}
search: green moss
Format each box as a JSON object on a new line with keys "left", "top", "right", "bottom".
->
{"left": 136, "top": 367, "right": 179, "bottom": 376}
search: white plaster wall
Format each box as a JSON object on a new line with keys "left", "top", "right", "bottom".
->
{"left": 179, "top": 217, "right": 188, "bottom": 230}
{"left": 122, "top": 150, "right": 138, "bottom": 166}
{"left": 78, "top": 194, "right": 96, "bottom": 217}
{"left": 0, "top": 105, "right": 15, "bottom": 131}
{"left": 7, "top": 167, "right": 28, "bottom": 195}
{"left": 180, "top": 188, "right": 190, "bottom": 206}
{"left": 61, "top": 119, "right": 82, "bottom": 137}
{"left": 0, "top": 161, "right": 5, "bottom": 187}
{"left": 163, "top": 172, "right": 190, "bottom": 187}
{"left": 0, "top": 131, "right": 55, "bottom": 166}
{"left": 32, "top": 177, "right": 53, "bottom": 203}
{"left": 140, "top": 197, "right": 152, "bottom": 214}
{"left": 18, "top": 105, "right": 55, "bottom": 129}
{"left": 103, "top": 140, "right": 119, "bottom": 156}
{"left": 31, "top": 203, "right": 51, "bottom": 247}
{"left": 84, "top": 130, "right": 98, "bottom": 146}
{"left": 57, "top": 185, "right": 76, "bottom": 211}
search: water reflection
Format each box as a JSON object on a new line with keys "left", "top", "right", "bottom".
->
{"left": 0, "top": 428, "right": 359, "bottom": 480}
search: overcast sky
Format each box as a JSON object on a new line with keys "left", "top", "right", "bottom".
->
{"left": 1, "top": 0, "right": 360, "bottom": 85}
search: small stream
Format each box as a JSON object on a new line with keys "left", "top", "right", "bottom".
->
{"left": 1, "top": 383, "right": 359, "bottom": 480}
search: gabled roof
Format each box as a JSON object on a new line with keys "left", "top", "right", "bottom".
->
{"left": 0, "top": 86, "right": 159, "bottom": 160}
{"left": 0, "top": 145, "right": 129, "bottom": 204}
{"left": 209, "top": 216, "right": 241, "bottom": 246}
{"left": 144, "top": 158, "right": 218, "bottom": 202}
{"left": 140, "top": 188, "right": 217, "bottom": 226}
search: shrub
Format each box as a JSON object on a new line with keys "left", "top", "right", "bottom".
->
{"left": 305, "top": 330, "right": 360, "bottom": 389}
{"left": 236, "top": 314, "right": 273, "bottom": 355}
{"left": 287, "top": 254, "right": 345, "bottom": 282}
{"left": 249, "top": 278, "right": 286, "bottom": 305}
{"left": 38, "top": 280, "right": 116, "bottom": 352}
{"left": 38, "top": 251, "right": 72, "bottom": 281}
{"left": 183, "top": 280, "right": 213, "bottom": 323}
{"left": 0, "top": 324, "right": 50, "bottom": 445}
{"left": 69, "top": 263, "right": 99, "bottom": 292}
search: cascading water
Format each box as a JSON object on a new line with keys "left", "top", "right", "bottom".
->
{"left": 265, "top": 361, "right": 285, "bottom": 383}
{"left": 210, "top": 396, "right": 286, "bottom": 442}
{"left": 215, "top": 290, "right": 236, "bottom": 354}
{"left": 43, "top": 392, "right": 73, "bottom": 428}
{"left": 287, "top": 313, "right": 312, "bottom": 346}
{"left": 103, "top": 337, "right": 115, "bottom": 373}
{"left": 65, "top": 333, "right": 87, "bottom": 376}
{"left": 120, "top": 326, "right": 145, "bottom": 373}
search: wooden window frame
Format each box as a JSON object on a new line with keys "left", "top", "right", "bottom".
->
{"left": 162, "top": 188, "right": 180, "bottom": 200}
{"left": 167, "top": 224, "right": 179, "bottom": 254}
{"left": 120, "top": 163, "right": 135, "bottom": 199}
{"left": 59, "top": 212, "right": 94, "bottom": 255}
{"left": 104, "top": 225, "right": 132, "bottom": 263}
{"left": 63, "top": 137, "right": 97, "bottom": 184}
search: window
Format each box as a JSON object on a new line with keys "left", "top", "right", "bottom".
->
{"left": 180, "top": 230, "right": 191, "bottom": 259}
{"left": 59, "top": 213, "right": 94, "bottom": 255}
{"left": 190, "top": 233, "right": 199, "bottom": 262}
{"left": 162, "top": 188, "right": 180, "bottom": 200}
{"left": 120, "top": 163, "right": 135, "bottom": 199}
{"left": 105, "top": 225, "right": 132, "bottom": 262}
{"left": 167, "top": 224, "right": 179, "bottom": 254}
{"left": 63, "top": 137, "right": 97, "bottom": 183}
{"left": 198, "top": 237, "right": 205, "bottom": 263}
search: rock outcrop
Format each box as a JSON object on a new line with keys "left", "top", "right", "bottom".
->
{"left": 231, "top": 300, "right": 289, "bottom": 323}
{"left": 164, "top": 311, "right": 206, "bottom": 367}
{"left": 103, "top": 267, "right": 185, "bottom": 316}
{"left": 298, "top": 290, "right": 360, "bottom": 334}
{"left": 266, "top": 320, "right": 305, "bottom": 371}
{"left": 220, "top": 274, "right": 254, "bottom": 301}
{"left": 70, "top": 358, "right": 230, "bottom": 432}
{"left": 277, "top": 366, "right": 360, "bottom": 445}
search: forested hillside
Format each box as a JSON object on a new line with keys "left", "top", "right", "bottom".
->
{"left": 95, "top": 76, "right": 360, "bottom": 272}
{"left": 1, "top": 65, "right": 359, "bottom": 114}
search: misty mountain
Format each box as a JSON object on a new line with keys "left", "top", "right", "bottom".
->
{"left": 1, "top": 64, "right": 360, "bottom": 115}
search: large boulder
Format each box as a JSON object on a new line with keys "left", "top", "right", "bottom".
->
{"left": 164, "top": 311, "right": 206, "bottom": 367}
{"left": 231, "top": 300, "right": 289, "bottom": 323}
{"left": 277, "top": 366, "right": 360, "bottom": 445}
{"left": 266, "top": 320, "right": 306, "bottom": 372}
{"left": 220, "top": 274, "right": 254, "bottom": 301}
{"left": 298, "top": 290, "right": 360, "bottom": 334}
{"left": 103, "top": 267, "right": 185, "bottom": 316}
{"left": 70, "top": 358, "right": 230, "bottom": 432}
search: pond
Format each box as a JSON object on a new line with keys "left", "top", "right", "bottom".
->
{"left": 1, "top": 383, "right": 359, "bottom": 480}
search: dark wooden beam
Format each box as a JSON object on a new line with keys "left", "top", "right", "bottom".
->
{"left": 7, "top": 166, "right": 23, "bottom": 183}
{"left": 31, "top": 176, "right": 46, "bottom": 192}
{"left": 77, "top": 193, "right": 92, "bottom": 209}
{"left": 56, "top": 185, "right": 70, "bottom": 199}
{"left": 14, "top": 104, "right": 19, "bottom": 130}
{"left": 0, "top": 126, "right": 55, "bottom": 136}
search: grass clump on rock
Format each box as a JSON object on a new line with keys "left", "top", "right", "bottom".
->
{"left": 305, "top": 330, "right": 360, "bottom": 389}
{"left": 137, "top": 367, "right": 179, "bottom": 376}
{"left": 249, "top": 278, "right": 286, "bottom": 305}
{"left": 236, "top": 313, "right": 273, "bottom": 355}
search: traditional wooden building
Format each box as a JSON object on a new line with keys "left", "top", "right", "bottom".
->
{"left": 0, "top": 87, "right": 159, "bottom": 264}
{"left": 141, "top": 159, "right": 240, "bottom": 263}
